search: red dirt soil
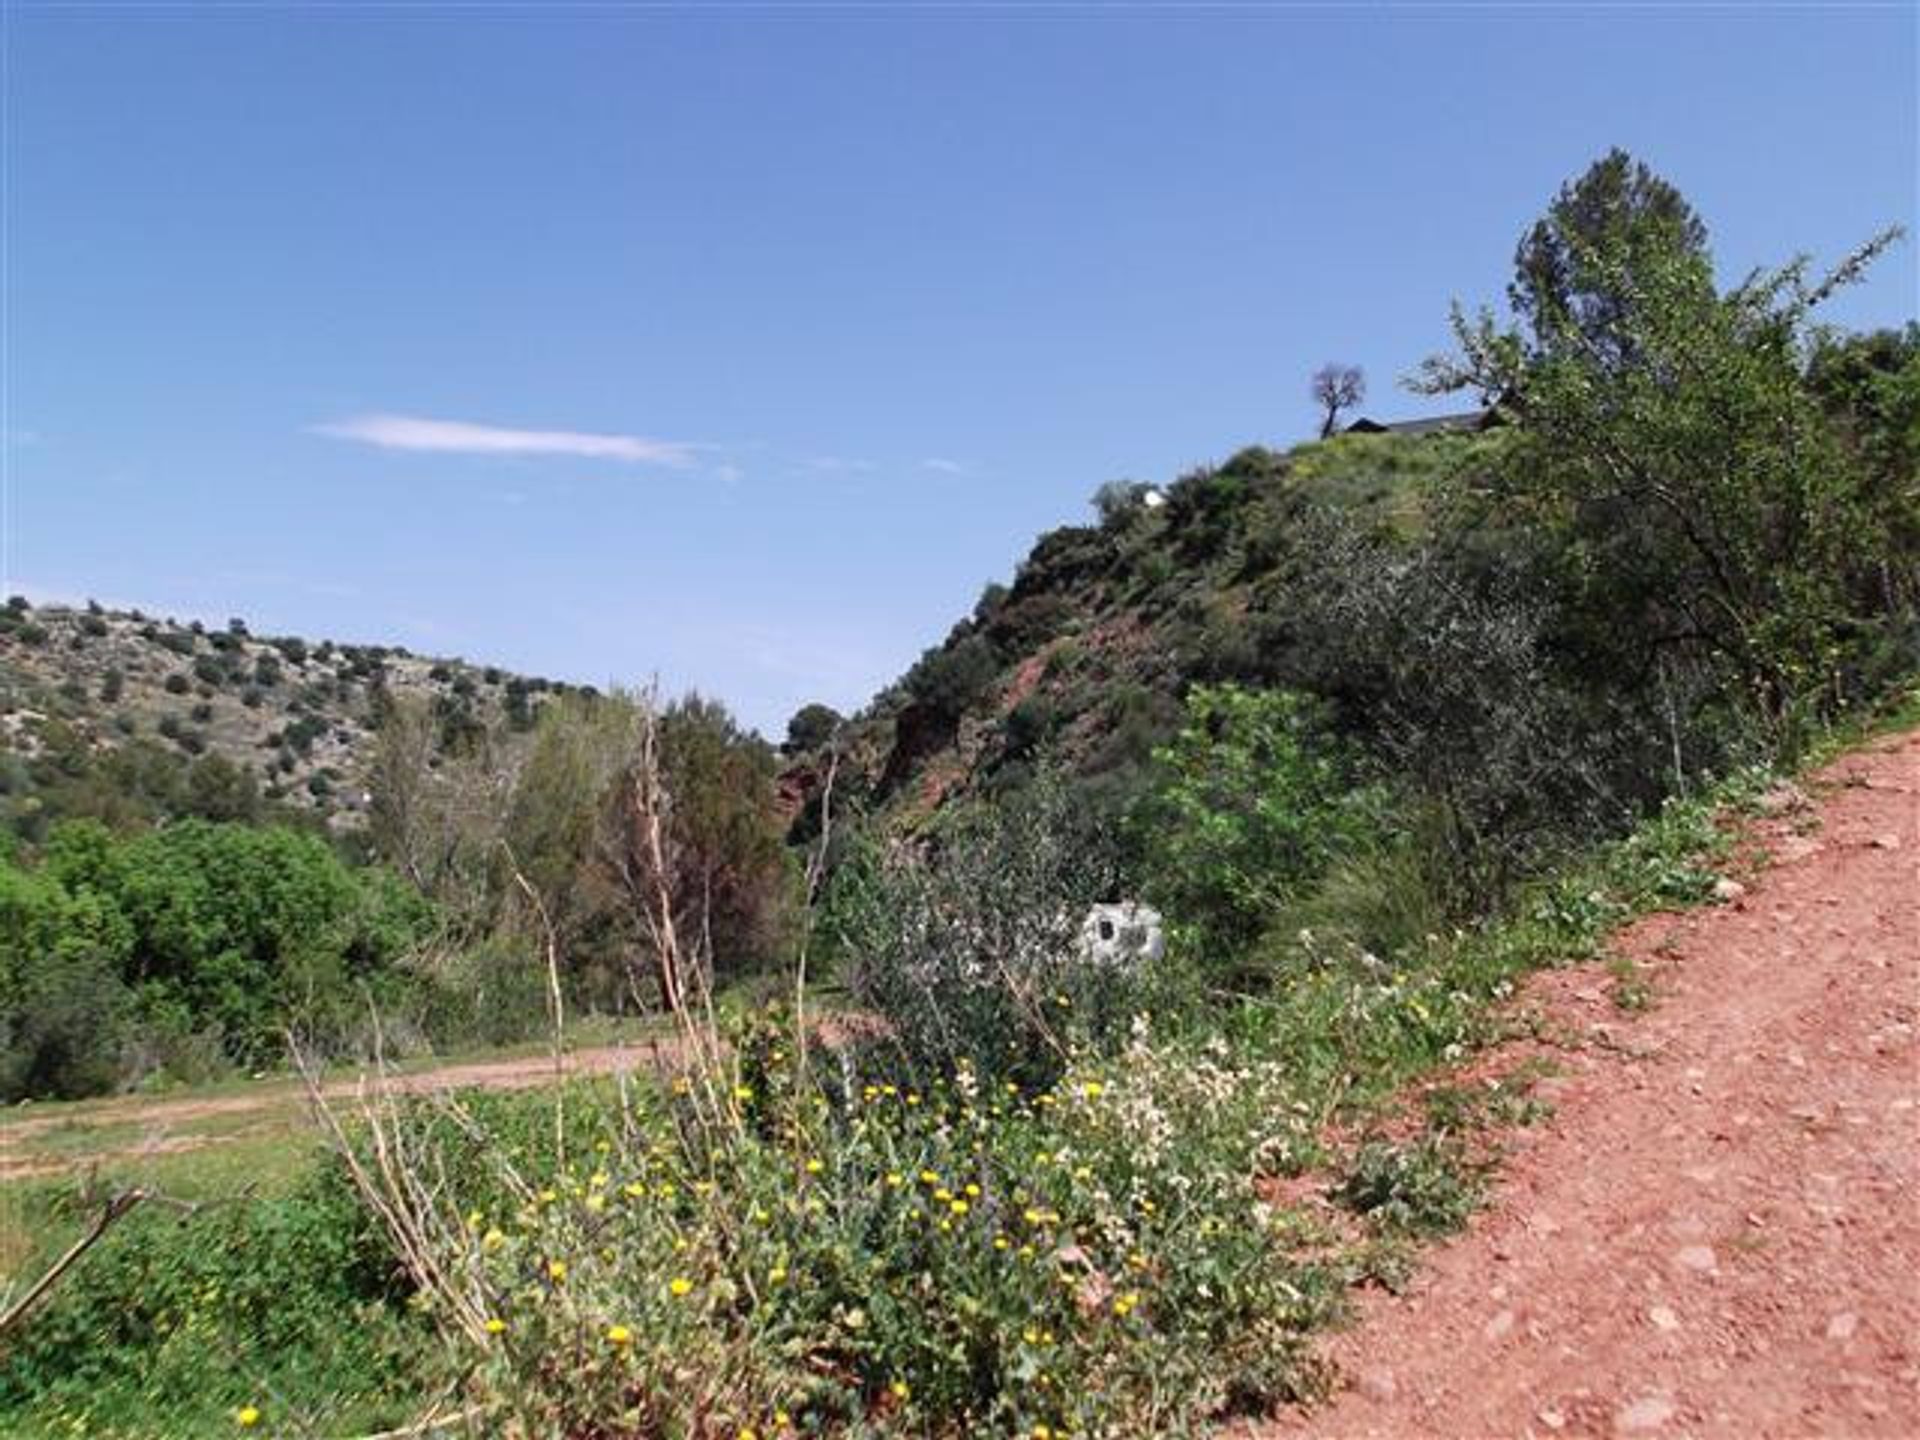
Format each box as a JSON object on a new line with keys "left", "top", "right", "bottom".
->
{"left": 1264, "top": 728, "right": 1919, "bottom": 1438}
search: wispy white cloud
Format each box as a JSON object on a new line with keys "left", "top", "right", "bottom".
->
{"left": 803, "top": 455, "right": 874, "bottom": 474}
{"left": 921, "top": 457, "right": 968, "bottom": 475}
{"left": 312, "top": 413, "right": 697, "bottom": 466}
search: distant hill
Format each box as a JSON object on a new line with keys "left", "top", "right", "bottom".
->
{"left": 0, "top": 598, "right": 580, "bottom": 835}
{"left": 1, "top": 429, "right": 1492, "bottom": 847}
{"left": 786, "top": 429, "right": 1496, "bottom": 835}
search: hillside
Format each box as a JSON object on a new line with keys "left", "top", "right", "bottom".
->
{"left": 0, "top": 597, "right": 581, "bottom": 836}
{"left": 794, "top": 427, "right": 1492, "bottom": 834}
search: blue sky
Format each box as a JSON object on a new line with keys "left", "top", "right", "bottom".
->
{"left": 5, "top": 3, "right": 1914, "bottom": 736}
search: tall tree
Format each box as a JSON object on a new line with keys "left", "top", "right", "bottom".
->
{"left": 597, "top": 693, "right": 795, "bottom": 1011}
{"left": 1416, "top": 148, "right": 1906, "bottom": 739}
{"left": 1509, "top": 147, "right": 1711, "bottom": 368}
{"left": 1311, "top": 363, "right": 1366, "bottom": 438}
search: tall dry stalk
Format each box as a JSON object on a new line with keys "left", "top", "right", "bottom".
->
{"left": 791, "top": 747, "right": 839, "bottom": 1089}
{"left": 504, "top": 839, "right": 568, "bottom": 1166}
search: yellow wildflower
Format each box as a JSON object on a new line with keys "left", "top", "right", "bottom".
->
{"left": 547, "top": 1259, "right": 567, "bottom": 1283}
{"left": 669, "top": 1277, "right": 693, "bottom": 1297}
{"left": 606, "top": 1324, "right": 632, "bottom": 1346}
{"left": 484, "top": 1317, "right": 507, "bottom": 1335}
{"left": 234, "top": 1406, "right": 261, "bottom": 1429}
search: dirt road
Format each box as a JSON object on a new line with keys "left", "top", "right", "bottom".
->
{"left": 0, "top": 1039, "right": 679, "bottom": 1181}
{"left": 1271, "top": 729, "right": 1919, "bottom": 1437}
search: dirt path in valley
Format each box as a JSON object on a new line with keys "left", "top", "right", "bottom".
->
{"left": 0, "top": 1040, "right": 684, "bottom": 1181}
{"left": 1265, "top": 728, "right": 1919, "bottom": 1438}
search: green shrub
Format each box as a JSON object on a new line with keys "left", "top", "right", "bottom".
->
{"left": 0, "top": 819, "right": 436, "bottom": 1097}
{"left": 782, "top": 701, "right": 844, "bottom": 755}
{"left": 0, "top": 866, "right": 135, "bottom": 1100}
{"left": 1001, "top": 693, "right": 1061, "bottom": 762}
{"left": 1133, "top": 686, "right": 1383, "bottom": 976}
{"left": 832, "top": 767, "right": 1132, "bottom": 1087}
{"left": 904, "top": 633, "right": 1001, "bottom": 719}
{"left": 1335, "top": 1135, "right": 1480, "bottom": 1238}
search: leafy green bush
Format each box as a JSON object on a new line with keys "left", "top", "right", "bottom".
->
{"left": 0, "top": 864, "right": 135, "bottom": 1099}
{"left": 0, "top": 820, "right": 436, "bottom": 1097}
{"left": 904, "top": 633, "right": 1001, "bottom": 720}
{"left": 1133, "top": 686, "right": 1382, "bottom": 976}
{"left": 1417, "top": 151, "right": 1911, "bottom": 755}
{"left": 1334, "top": 1135, "right": 1479, "bottom": 1238}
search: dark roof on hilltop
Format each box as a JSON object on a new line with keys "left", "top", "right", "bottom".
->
{"left": 1344, "top": 408, "right": 1499, "bottom": 437}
